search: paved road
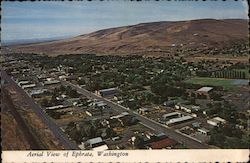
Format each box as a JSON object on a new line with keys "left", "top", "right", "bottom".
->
{"left": 61, "top": 80, "right": 210, "bottom": 149}
{"left": 1, "top": 70, "right": 79, "bottom": 150}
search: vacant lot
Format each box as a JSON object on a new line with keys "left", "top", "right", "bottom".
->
{"left": 185, "top": 77, "right": 248, "bottom": 90}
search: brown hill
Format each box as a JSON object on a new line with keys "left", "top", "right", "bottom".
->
{"left": 9, "top": 19, "right": 249, "bottom": 56}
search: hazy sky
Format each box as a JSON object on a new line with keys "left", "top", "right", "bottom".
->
{"left": 1, "top": 0, "right": 248, "bottom": 41}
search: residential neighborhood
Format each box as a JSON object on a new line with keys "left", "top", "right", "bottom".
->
{"left": 1, "top": 52, "right": 249, "bottom": 150}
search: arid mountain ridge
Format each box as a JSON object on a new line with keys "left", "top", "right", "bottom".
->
{"left": 8, "top": 19, "right": 249, "bottom": 56}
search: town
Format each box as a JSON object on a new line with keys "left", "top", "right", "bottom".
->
{"left": 1, "top": 50, "right": 249, "bottom": 149}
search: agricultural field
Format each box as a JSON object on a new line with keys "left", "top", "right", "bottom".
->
{"left": 185, "top": 77, "right": 248, "bottom": 90}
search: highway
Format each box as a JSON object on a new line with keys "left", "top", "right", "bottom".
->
{"left": 1, "top": 70, "right": 79, "bottom": 150}
{"left": 61, "top": 80, "right": 210, "bottom": 149}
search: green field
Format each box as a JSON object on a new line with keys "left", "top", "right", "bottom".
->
{"left": 185, "top": 77, "right": 238, "bottom": 90}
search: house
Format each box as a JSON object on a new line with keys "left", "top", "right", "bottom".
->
{"left": 119, "top": 115, "right": 138, "bottom": 126}
{"left": 18, "top": 80, "right": 29, "bottom": 86}
{"left": 92, "top": 144, "right": 109, "bottom": 151}
{"left": 30, "top": 89, "right": 47, "bottom": 97}
{"left": 207, "top": 117, "right": 226, "bottom": 126}
{"left": 96, "top": 88, "right": 118, "bottom": 97}
{"left": 175, "top": 105, "right": 192, "bottom": 113}
{"left": 46, "top": 105, "right": 66, "bottom": 110}
{"left": 42, "top": 80, "right": 60, "bottom": 86}
{"left": 175, "top": 104, "right": 202, "bottom": 113}
{"left": 163, "top": 100, "right": 176, "bottom": 106}
{"left": 110, "top": 112, "right": 129, "bottom": 119}
{"left": 198, "top": 128, "right": 210, "bottom": 135}
{"left": 148, "top": 137, "right": 178, "bottom": 149}
{"left": 162, "top": 112, "right": 181, "bottom": 120}
{"left": 67, "top": 98, "right": 81, "bottom": 105}
{"left": 138, "top": 108, "right": 151, "bottom": 115}
{"left": 108, "top": 118, "right": 123, "bottom": 128}
{"left": 85, "top": 109, "right": 102, "bottom": 117}
{"left": 92, "top": 101, "right": 107, "bottom": 108}
{"left": 59, "top": 75, "right": 67, "bottom": 80}
{"left": 196, "top": 87, "right": 213, "bottom": 93}
{"left": 21, "top": 83, "right": 36, "bottom": 89}
{"left": 37, "top": 74, "right": 49, "bottom": 80}
{"left": 192, "top": 122, "right": 201, "bottom": 128}
{"left": 166, "top": 115, "right": 193, "bottom": 125}
{"left": 84, "top": 137, "right": 106, "bottom": 149}
{"left": 196, "top": 87, "right": 213, "bottom": 99}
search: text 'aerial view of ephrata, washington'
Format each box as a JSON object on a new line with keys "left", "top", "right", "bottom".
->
{"left": 1, "top": 1, "right": 249, "bottom": 151}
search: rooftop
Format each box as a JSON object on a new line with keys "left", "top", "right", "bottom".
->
{"left": 198, "top": 128, "right": 210, "bottom": 133}
{"left": 87, "top": 137, "right": 103, "bottom": 146}
{"left": 150, "top": 138, "right": 177, "bottom": 149}
{"left": 167, "top": 115, "right": 193, "bottom": 125}
{"left": 209, "top": 116, "right": 226, "bottom": 123}
{"left": 99, "top": 88, "right": 117, "bottom": 93}
{"left": 92, "top": 144, "right": 109, "bottom": 151}
{"left": 196, "top": 87, "right": 213, "bottom": 93}
{"left": 162, "top": 112, "right": 180, "bottom": 118}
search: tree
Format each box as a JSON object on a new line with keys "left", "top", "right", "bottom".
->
{"left": 134, "top": 135, "right": 145, "bottom": 149}
{"left": 209, "top": 132, "right": 225, "bottom": 147}
{"left": 106, "top": 127, "right": 116, "bottom": 138}
{"left": 40, "top": 98, "right": 49, "bottom": 107}
{"left": 69, "top": 129, "right": 82, "bottom": 144}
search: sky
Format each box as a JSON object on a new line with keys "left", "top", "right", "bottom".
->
{"left": 1, "top": 0, "right": 248, "bottom": 42}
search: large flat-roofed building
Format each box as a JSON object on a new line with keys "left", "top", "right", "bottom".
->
{"left": 96, "top": 88, "right": 118, "bottom": 97}
{"left": 86, "top": 137, "right": 106, "bottom": 148}
{"left": 79, "top": 137, "right": 107, "bottom": 150}
{"left": 166, "top": 115, "right": 193, "bottom": 125}
{"left": 207, "top": 116, "right": 226, "bottom": 126}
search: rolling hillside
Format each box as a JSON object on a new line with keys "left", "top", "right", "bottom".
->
{"left": 8, "top": 19, "right": 249, "bottom": 56}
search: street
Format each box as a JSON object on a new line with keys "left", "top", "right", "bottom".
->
{"left": 61, "top": 80, "right": 210, "bottom": 149}
{"left": 1, "top": 70, "right": 79, "bottom": 150}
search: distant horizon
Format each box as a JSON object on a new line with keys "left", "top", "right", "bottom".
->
{"left": 2, "top": 18, "right": 248, "bottom": 44}
{"left": 2, "top": 1, "right": 248, "bottom": 41}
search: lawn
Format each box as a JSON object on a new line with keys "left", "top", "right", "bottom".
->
{"left": 185, "top": 77, "right": 237, "bottom": 90}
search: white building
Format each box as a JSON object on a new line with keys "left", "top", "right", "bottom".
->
{"left": 46, "top": 105, "right": 65, "bottom": 110}
{"left": 198, "top": 128, "right": 210, "bottom": 135}
{"left": 18, "top": 80, "right": 29, "bottom": 86}
{"left": 207, "top": 117, "right": 226, "bottom": 126}
{"left": 43, "top": 80, "right": 60, "bottom": 85}
{"left": 162, "top": 112, "right": 181, "bottom": 120}
{"left": 166, "top": 115, "right": 193, "bottom": 125}
{"left": 196, "top": 87, "right": 213, "bottom": 93}
{"left": 110, "top": 112, "right": 129, "bottom": 119}
{"left": 21, "top": 83, "right": 36, "bottom": 89}
{"left": 30, "top": 89, "right": 47, "bottom": 96}
{"left": 84, "top": 137, "right": 106, "bottom": 149}
{"left": 92, "top": 144, "right": 109, "bottom": 151}
{"left": 138, "top": 108, "right": 151, "bottom": 115}
{"left": 96, "top": 88, "right": 118, "bottom": 97}
{"left": 175, "top": 105, "right": 192, "bottom": 113}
